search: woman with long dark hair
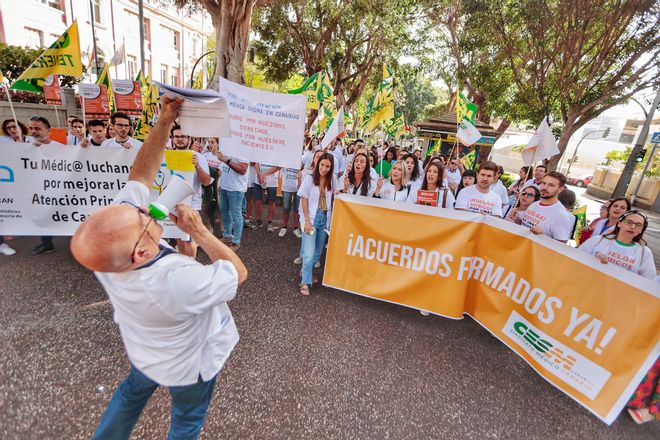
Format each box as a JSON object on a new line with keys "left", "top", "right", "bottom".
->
{"left": 504, "top": 185, "right": 540, "bottom": 223}
{"left": 342, "top": 152, "right": 375, "bottom": 196}
{"left": 455, "top": 169, "right": 477, "bottom": 197}
{"left": 406, "top": 162, "right": 455, "bottom": 208}
{"left": 579, "top": 210, "right": 656, "bottom": 279}
{"left": 402, "top": 153, "right": 422, "bottom": 187}
{"left": 297, "top": 152, "right": 335, "bottom": 295}
{"left": 585, "top": 197, "right": 631, "bottom": 238}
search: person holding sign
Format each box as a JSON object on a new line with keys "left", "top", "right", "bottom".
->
{"left": 342, "top": 152, "right": 376, "bottom": 197}
{"left": 70, "top": 96, "right": 247, "bottom": 439}
{"left": 579, "top": 210, "right": 656, "bottom": 279}
{"left": 406, "top": 162, "right": 455, "bottom": 208}
{"left": 81, "top": 119, "right": 107, "bottom": 147}
{"left": 375, "top": 161, "right": 411, "bottom": 202}
{"left": 454, "top": 161, "right": 503, "bottom": 217}
{"left": 298, "top": 152, "right": 335, "bottom": 296}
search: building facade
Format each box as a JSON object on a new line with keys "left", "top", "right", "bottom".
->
{"left": 0, "top": 0, "right": 214, "bottom": 86}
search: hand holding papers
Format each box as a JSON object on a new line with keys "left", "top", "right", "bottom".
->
{"left": 154, "top": 81, "right": 231, "bottom": 139}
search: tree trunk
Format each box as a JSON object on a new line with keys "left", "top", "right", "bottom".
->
{"left": 208, "top": 0, "right": 257, "bottom": 88}
{"left": 306, "top": 109, "right": 318, "bottom": 132}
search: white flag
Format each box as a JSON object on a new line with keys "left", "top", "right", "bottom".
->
{"left": 320, "top": 106, "right": 345, "bottom": 149}
{"left": 456, "top": 118, "right": 482, "bottom": 146}
{"left": 522, "top": 118, "right": 559, "bottom": 165}
{"left": 110, "top": 43, "right": 125, "bottom": 66}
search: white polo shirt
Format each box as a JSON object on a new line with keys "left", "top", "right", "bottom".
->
{"left": 101, "top": 137, "right": 143, "bottom": 149}
{"left": 96, "top": 181, "right": 239, "bottom": 386}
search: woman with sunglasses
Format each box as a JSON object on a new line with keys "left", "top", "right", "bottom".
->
{"left": 579, "top": 210, "right": 656, "bottom": 279}
{"left": 504, "top": 185, "right": 541, "bottom": 223}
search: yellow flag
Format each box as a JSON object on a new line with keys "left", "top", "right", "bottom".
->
{"left": 96, "top": 64, "right": 115, "bottom": 112}
{"left": 11, "top": 22, "right": 82, "bottom": 93}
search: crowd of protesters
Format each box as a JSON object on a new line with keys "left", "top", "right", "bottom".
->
{"left": 1, "top": 111, "right": 658, "bottom": 424}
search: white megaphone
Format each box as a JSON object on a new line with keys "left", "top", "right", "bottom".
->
{"left": 147, "top": 176, "right": 195, "bottom": 220}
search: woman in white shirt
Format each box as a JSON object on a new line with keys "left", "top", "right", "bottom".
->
{"left": 342, "top": 152, "right": 375, "bottom": 197}
{"left": 406, "top": 162, "right": 455, "bottom": 209}
{"left": 584, "top": 197, "right": 631, "bottom": 239}
{"left": 579, "top": 210, "right": 656, "bottom": 279}
{"left": 298, "top": 152, "right": 335, "bottom": 295}
{"left": 375, "top": 161, "right": 411, "bottom": 202}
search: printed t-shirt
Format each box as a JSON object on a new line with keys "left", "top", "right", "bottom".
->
{"left": 259, "top": 164, "right": 280, "bottom": 188}
{"left": 520, "top": 201, "right": 573, "bottom": 241}
{"left": 282, "top": 168, "right": 299, "bottom": 193}
{"left": 454, "top": 185, "right": 503, "bottom": 216}
{"left": 580, "top": 236, "right": 656, "bottom": 279}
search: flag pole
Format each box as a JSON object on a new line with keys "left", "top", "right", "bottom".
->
{"left": 2, "top": 84, "right": 20, "bottom": 139}
{"left": 81, "top": 89, "right": 87, "bottom": 128}
{"left": 53, "top": 104, "right": 61, "bottom": 128}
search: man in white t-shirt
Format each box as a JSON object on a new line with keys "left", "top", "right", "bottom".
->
{"left": 519, "top": 171, "right": 574, "bottom": 242}
{"left": 455, "top": 161, "right": 503, "bottom": 217}
{"left": 28, "top": 115, "right": 65, "bottom": 256}
{"left": 445, "top": 157, "right": 463, "bottom": 191}
{"left": 524, "top": 165, "right": 547, "bottom": 189}
{"left": 170, "top": 125, "right": 212, "bottom": 234}
{"left": 327, "top": 138, "right": 345, "bottom": 178}
{"left": 216, "top": 151, "right": 249, "bottom": 250}
{"left": 70, "top": 96, "right": 247, "bottom": 439}
{"left": 101, "top": 112, "right": 143, "bottom": 150}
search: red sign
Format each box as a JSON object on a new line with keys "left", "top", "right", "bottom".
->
{"left": 416, "top": 190, "right": 439, "bottom": 207}
{"left": 44, "top": 75, "right": 62, "bottom": 106}
{"left": 80, "top": 84, "right": 111, "bottom": 120}
{"left": 113, "top": 80, "right": 143, "bottom": 116}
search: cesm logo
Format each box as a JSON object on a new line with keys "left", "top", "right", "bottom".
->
{"left": 503, "top": 311, "right": 611, "bottom": 400}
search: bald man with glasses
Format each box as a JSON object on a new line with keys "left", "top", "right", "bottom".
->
{"left": 71, "top": 96, "right": 247, "bottom": 439}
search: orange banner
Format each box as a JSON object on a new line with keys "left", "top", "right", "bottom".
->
{"left": 43, "top": 75, "right": 62, "bottom": 106}
{"left": 112, "top": 80, "right": 143, "bottom": 116}
{"left": 80, "top": 83, "right": 110, "bottom": 120}
{"left": 323, "top": 195, "right": 660, "bottom": 425}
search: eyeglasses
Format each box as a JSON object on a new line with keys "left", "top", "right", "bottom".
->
{"left": 521, "top": 192, "right": 535, "bottom": 197}
{"left": 122, "top": 202, "right": 159, "bottom": 265}
{"left": 622, "top": 219, "right": 644, "bottom": 229}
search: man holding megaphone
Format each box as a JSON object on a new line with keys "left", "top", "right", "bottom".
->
{"left": 71, "top": 95, "right": 248, "bottom": 439}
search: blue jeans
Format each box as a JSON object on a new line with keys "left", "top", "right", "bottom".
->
{"left": 220, "top": 189, "right": 245, "bottom": 245}
{"left": 93, "top": 365, "right": 217, "bottom": 440}
{"left": 300, "top": 210, "right": 328, "bottom": 285}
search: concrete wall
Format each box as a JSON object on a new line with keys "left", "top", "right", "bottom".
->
{"left": 0, "top": 89, "right": 82, "bottom": 130}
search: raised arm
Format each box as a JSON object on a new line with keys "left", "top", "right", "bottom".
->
{"left": 128, "top": 96, "right": 184, "bottom": 186}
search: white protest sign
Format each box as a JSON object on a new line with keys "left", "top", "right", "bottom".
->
{"left": 218, "top": 76, "right": 307, "bottom": 169}
{"left": 154, "top": 81, "right": 231, "bottom": 139}
{"left": 0, "top": 143, "right": 194, "bottom": 238}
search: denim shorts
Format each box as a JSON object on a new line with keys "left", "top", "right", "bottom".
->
{"left": 253, "top": 184, "right": 277, "bottom": 202}
{"left": 282, "top": 191, "right": 299, "bottom": 213}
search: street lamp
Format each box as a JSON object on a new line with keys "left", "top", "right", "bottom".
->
{"left": 189, "top": 51, "right": 216, "bottom": 88}
{"left": 564, "top": 128, "right": 610, "bottom": 177}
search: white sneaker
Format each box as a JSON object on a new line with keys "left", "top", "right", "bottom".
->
{"left": 278, "top": 227, "right": 287, "bottom": 237}
{"left": 294, "top": 256, "right": 302, "bottom": 264}
{"left": 293, "top": 228, "right": 302, "bottom": 238}
{"left": 314, "top": 261, "right": 321, "bottom": 268}
{"left": 419, "top": 310, "right": 430, "bottom": 316}
{"left": 0, "top": 243, "right": 16, "bottom": 256}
